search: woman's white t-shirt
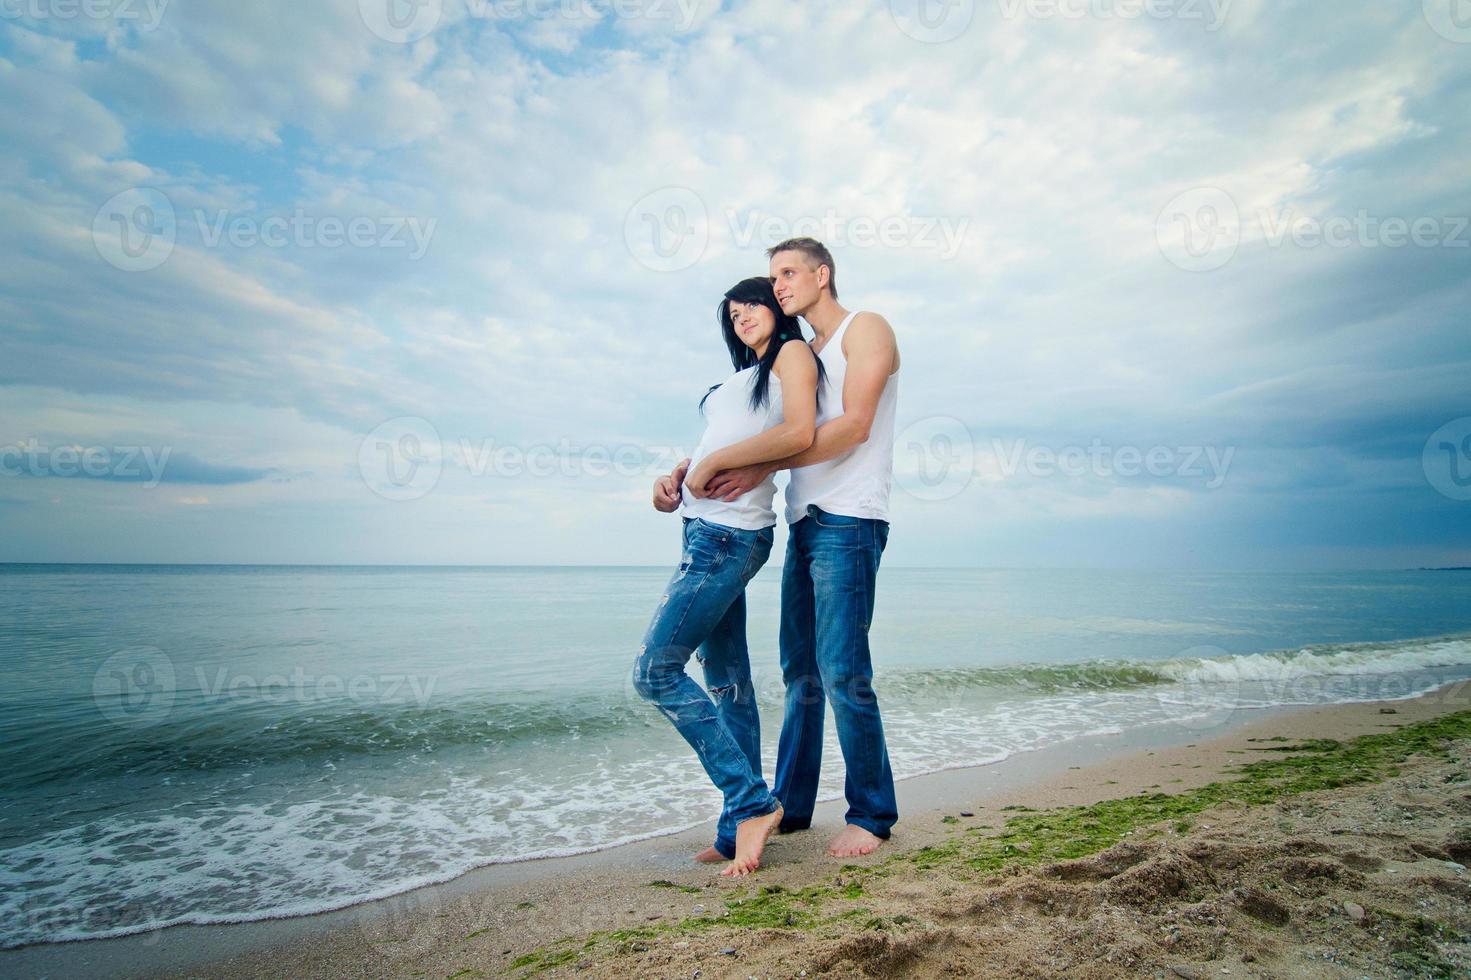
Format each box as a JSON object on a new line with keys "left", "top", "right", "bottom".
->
{"left": 680, "top": 365, "right": 783, "bottom": 530}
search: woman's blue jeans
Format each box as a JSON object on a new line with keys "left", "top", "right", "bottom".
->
{"left": 631, "top": 516, "right": 780, "bottom": 858}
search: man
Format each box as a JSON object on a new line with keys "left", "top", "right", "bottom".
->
{"left": 669, "top": 237, "right": 901, "bottom": 858}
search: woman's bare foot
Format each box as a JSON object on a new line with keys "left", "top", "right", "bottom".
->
{"left": 720, "top": 805, "right": 783, "bottom": 877}
{"left": 827, "top": 824, "right": 883, "bottom": 858}
{"left": 692, "top": 846, "right": 726, "bottom": 864}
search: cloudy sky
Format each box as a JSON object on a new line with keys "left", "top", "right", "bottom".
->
{"left": 1, "top": 0, "right": 1468, "bottom": 568}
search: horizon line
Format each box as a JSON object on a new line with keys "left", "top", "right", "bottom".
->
{"left": 2, "top": 561, "right": 1467, "bottom": 573}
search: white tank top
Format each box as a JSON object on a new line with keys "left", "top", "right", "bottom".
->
{"left": 681, "top": 365, "right": 784, "bottom": 530}
{"left": 785, "top": 311, "right": 899, "bottom": 524}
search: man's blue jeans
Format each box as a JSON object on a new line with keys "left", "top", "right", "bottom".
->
{"left": 773, "top": 505, "right": 897, "bottom": 839}
{"left": 631, "top": 516, "right": 779, "bottom": 859}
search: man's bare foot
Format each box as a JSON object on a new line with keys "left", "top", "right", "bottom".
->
{"left": 720, "top": 805, "right": 783, "bottom": 877}
{"left": 827, "top": 824, "right": 883, "bottom": 858}
{"left": 692, "top": 846, "right": 726, "bottom": 864}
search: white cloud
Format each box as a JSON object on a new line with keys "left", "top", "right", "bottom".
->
{"left": 1, "top": 1, "right": 1467, "bottom": 565}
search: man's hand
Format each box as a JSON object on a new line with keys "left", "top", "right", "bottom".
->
{"left": 685, "top": 458, "right": 719, "bottom": 499}
{"left": 705, "top": 463, "right": 773, "bottom": 502}
{"left": 652, "top": 458, "right": 690, "bottom": 513}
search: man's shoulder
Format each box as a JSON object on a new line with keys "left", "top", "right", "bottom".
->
{"left": 848, "top": 310, "right": 891, "bottom": 329}
{"left": 842, "top": 311, "right": 898, "bottom": 351}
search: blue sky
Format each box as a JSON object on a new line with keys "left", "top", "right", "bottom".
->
{"left": 1, "top": 0, "right": 1468, "bottom": 568}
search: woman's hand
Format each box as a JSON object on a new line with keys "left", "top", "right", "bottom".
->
{"left": 652, "top": 458, "right": 690, "bottom": 512}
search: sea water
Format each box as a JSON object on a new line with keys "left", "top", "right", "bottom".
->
{"left": 2, "top": 564, "right": 1469, "bottom": 947}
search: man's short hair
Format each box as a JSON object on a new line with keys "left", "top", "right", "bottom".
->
{"left": 767, "top": 237, "right": 837, "bottom": 300}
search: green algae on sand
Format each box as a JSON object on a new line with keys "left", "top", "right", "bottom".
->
{"left": 507, "top": 709, "right": 1471, "bottom": 975}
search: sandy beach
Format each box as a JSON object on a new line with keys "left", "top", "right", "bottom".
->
{"left": 7, "top": 681, "right": 1470, "bottom": 979}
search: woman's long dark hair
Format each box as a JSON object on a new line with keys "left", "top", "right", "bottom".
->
{"left": 699, "top": 277, "right": 826, "bottom": 414}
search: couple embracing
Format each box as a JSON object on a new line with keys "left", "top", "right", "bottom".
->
{"left": 632, "top": 237, "right": 901, "bottom": 878}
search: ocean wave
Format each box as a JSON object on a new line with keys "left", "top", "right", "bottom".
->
{"left": 880, "top": 661, "right": 1173, "bottom": 695}
{"left": 883, "top": 634, "right": 1471, "bottom": 697}
{"left": 0, "top": 695, "right": 662, "bottom": 791}
{"left": 7, "top": 634, "right": 1469, "bottom": 792}
{"left": 1157, "top": 635, "right": 1471, "bottom": 684}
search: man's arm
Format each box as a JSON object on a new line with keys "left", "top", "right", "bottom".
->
{"left": 781, "top": 312, "right": 895, "bottom": 468}
{"left": 684, "top": 341, "right": 818, "bottom": 497}
{"left": 705, "top": 313, "right": 898, "bottom": 501}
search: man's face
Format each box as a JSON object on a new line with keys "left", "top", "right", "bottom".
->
{"left": 768, "top": 250, "right": 823, "bottom": 317}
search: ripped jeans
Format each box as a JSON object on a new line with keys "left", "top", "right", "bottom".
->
{"left": 631, "top": 516, "right": 780, "bottom": 859}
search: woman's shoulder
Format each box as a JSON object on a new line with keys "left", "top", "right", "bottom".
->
{"left": 771, "top": 338, "right": 816, "bottom": 378}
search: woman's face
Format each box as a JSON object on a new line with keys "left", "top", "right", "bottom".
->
{"left": 728, "top": 298, "right": 776, "bottom": 353}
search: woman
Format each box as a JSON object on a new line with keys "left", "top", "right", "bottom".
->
{"left": 634, "top": 276, "right": 824, "bottom": 877}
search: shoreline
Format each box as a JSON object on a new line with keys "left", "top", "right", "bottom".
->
{"left": 5, "top": 680, "right": 1469, "bottom": 978}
